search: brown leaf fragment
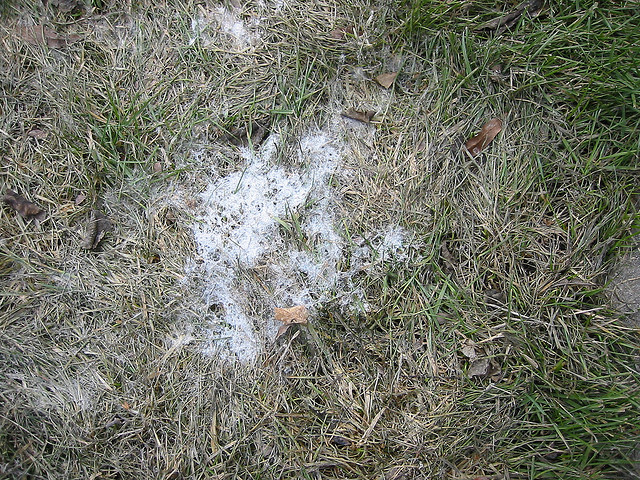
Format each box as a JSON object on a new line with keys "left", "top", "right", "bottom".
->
{"left": 276, "top": 323, "right": 292, "bottom": 339}
{"left": 74, "top": 193, "right": 86, "bottom": 205}
{"left": 476, "top": 0, "right": 543, "bottom": 33}
{"left": 152, "top": 161, "right": 163, "bottom": 174}
{"left": 375, "top": 72, "right": 398, "bottom": 89}
{"left": 330, "top": 25, "right": 355, "bottom": 40}
{"left": 16, "top": 24, "right": 81, "bottom": 49}
{"left": 469, "top": 358, "right": 490, "bottom": 378}
{"left": 342, "top": 108, "right": 376, "bottom": 124}
{"left": 469, "top": 358, "right": 502, "bottom": 380}
{"left": 464, "top": 117, "right": 502, "bottom": 157}
{"left": 329, "top": 435, "right": 352, "bottom": 447}
{"left": 221, "top": 121, "right": 269, "bottom": 147}
{"left": 274, "top": 305, "right": 308, "bottom": 340}
{"left": 275, "top": 305, "right": 308, "bottom": 324}
{"left": 27, "top": 129, "right": 47, "bottom": 139}
{"left": 3, "top": 189, "right": 46, "bottom": 222}
{"left": 461, "top": 342, "right": 477, "bottom": 360}
{"left": 82, "top": 209, "right": 111, "bottom": 250}
{"left": 49, "top": 0, "right": 85, "bottom": 13}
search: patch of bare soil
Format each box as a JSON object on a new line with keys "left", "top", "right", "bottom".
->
{"left": 609, "top": 208, "right": 640, "bottom": 328}
{"left": 607, "top": 205, "right": 640, "bottom": 479}
{"left": 610, "top": 250, "right": 640, "bottom": 327}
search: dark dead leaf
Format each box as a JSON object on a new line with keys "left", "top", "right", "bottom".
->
{"left": 49, "top": 0, "right": 85, "bottom": 13}
{"left": 3, "top": 190, "right": 46, "bottom": 222}
{"left": 342, "top": 108, "right": 375, "bottom": 124}
{"left": 485, "top": 288, "right": 505, "bottom": 304}
{"left": 329, "top": 435, "right": 352, "bottom": 447}
{"left": 221, "top": 121, "right": 269, "bottom": 147}
{"left": 16, "top": 24, "right": 81, "bottom": 49}
{"left": 476, "top": 0, "right": 543, "bottom": 33}
{"left": 435, "top": 312, "right": 455, "bottom": 325}
{"left": 469, "top": 358, "right": 502, "bottom": 380}
{"left": 375, "top": 72, "right": 398, "bottom": 89}
{"left": 147, "top": 252, "right": 160, "bottom": 264}
{"left": 385, "top": 467, "right": 409, "bottom": 480}
{"left": 464, "top": 117, "right": 502, "bottom": 157}
{"left": 274, "top": 305, "right": 308, "bottom": 340}
{"left": 27, "top": 129, "right": 47, "bottom": 139}
{"left": 461, "top": 340, "right": 477, "bottom": 359}
{"left": 82, "top": 209, "right": 111, "bottom": 250}
{"left": 74, "top": 193, "right": 86, "bottom": 205}
{"left": 440, "top": 242, "right": 456, "bottom": 271}
{"left": 330, "top": 25, "right": 355, "bottom": 40}
{"left": 543, "top": 450, "right": 562, "bottom": 461}
{"left": 489, "top": 63, "right": 506, "bottom": 83}
{"left": 469, "top": 358, "right": 490, "bottom": 378}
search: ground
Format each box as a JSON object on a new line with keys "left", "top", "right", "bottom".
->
{"left": 1, "top": 0, "right": 639, "bottom": 479}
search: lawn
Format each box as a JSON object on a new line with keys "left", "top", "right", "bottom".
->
{"left": 1, "top": 0, "right": 639, "bottom": 478}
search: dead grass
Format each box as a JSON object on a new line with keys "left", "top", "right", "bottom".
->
{"left": 1, "top": 0, "right": 639, "bottom": 479}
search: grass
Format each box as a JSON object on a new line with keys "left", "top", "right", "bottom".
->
{"left": 1, "top": 0, "right": 639, "bottom": 479}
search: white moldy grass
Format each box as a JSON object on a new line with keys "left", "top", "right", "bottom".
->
{"left": 189, "top": 5, "right": 259, "bottom": 50}
{"left": 190, "top": 129, "right": 411, "bottom": 362}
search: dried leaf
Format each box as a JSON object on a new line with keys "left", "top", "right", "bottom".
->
{"left": 276, "top": 323, "right": 292, "bottom": 339}
{"left": 342, "top": 108, "right": 375, "bottom": 124}
{"left": 27, "top": 129, "right": 47, "bottom": 139}
{"left": 476, "top": 0, "right": 543, "bottom": 33}
{"left": 74, "top": 193, "right": 86, "bottom": 205}
{"left": 82, "top": 209, "right": 111, "bottom": 250}
{"left": 330, "top": 25, "right": 355, "bottom": 40}
{"left": 16, "top": 24, "right": 81, "bottom": 49}
{"left": 375, "top": 72, "right": 398, "bottom": 89}
{"left": 221, "top": 121, "right": 269, "bottom": 147}
{"left": 275, "top": 305, "right": 308, "bottom": 325}
{"left": 329, "top": 435, "right": 352, "bottom": 447}
{"left": 274, "top": 305, "right": 308, "bottom": 340}
{"left": 152, "top": 162, "right": 163, "bottom": 174}
{"left": 469, "top": 358, "right": 502, "bottom": 380}
{"left": 485, "top": 288, "right": 505, "bottom": 304}
{"left": 464, "top": 117, "right": 502, "bottom": 157}
{"left": 49, "top": 0, "right": 85, "bottom": 13}
{"left": 469, "top": 358, "right": 490, "bottom": 378}
{"left": 3, "top": 189, "right": 46, "bottom": 222}
{"left": 488, "top": 63, "right": 505, "bottom": 83}
{"left": 461, "top": 343, "right": 477, "bottom": 360}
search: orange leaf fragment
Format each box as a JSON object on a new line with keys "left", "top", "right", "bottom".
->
{"left": 464, "top": 117, "right": 502, "bottom": 157}
{"left": 274, "top": 305, "right": 309, "bottom": 340}
{"left": 375, "top": 72, "right": 397, "bottom": 89}
{"left": 275, "top": 305, "right": 308, "bottom": 324}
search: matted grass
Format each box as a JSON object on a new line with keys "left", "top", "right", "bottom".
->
{"left": 1, "top": 0, "right": 639, "bottom": 479}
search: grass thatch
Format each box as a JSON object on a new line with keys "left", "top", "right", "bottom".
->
{"left": 1, "top": 0, "right": 639, "bottom": 478}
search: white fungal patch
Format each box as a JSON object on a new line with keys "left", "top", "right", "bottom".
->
{"left": 188, "top": 128, "right": 412, "bottom": 363}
